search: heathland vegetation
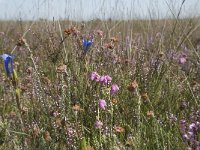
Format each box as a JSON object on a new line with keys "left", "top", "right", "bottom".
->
{"left": 0, "top": 16, "right": 199, "bottom": 149}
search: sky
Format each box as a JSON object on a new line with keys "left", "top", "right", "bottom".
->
{"left": 0, "top": 0, "right": 199, "bottom": 21}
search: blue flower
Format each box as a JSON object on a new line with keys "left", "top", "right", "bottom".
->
{"left": 83, "top": 39, "right": 93, "bottom": 53}
{"left": 0, "top": 54, "right": 15, "bottom": 76}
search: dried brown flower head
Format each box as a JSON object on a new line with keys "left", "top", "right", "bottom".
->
{"left": 114, "top": 126, "right": 125, "bottom": 133}
{"left": 9, "top": 111, "right": 17, "bottom": 119}
{"left": 125, "top": 136, "right": 134, "bottom": 147}
{"left": 146, "top": 111, "right": 154, "bottom": 118}
{"left": 110, "top": 37, "right": 119, "bottom": 43}
{"left": 41, "top": 76, "right": 51, "bottom": 85}
{"left": 84, "top": 146, "right": 94, "bottom": 150}
{"left": 72, "top": 104, "right": 84, "bottom": 112}
{"left": 112, "top": 98, "right": 118, "bottom": 105}
{"left": 17, "top": 37, "right": 26, "bottom": 46}
{"left": 44, "top": 131, "right": 51, "bottom": 142}
{"left": 55, "top": 118, "right": 62, "bottom": 127}
{"left": 32, "top": 125, "right": 40, "bottom": 137}
{"left": 104, "top": 42, "right": 114, "bottom": 49}
{"left": 127, "top": 80, "right": 138, "bottom": 92}
{"left": 56, "top": 64, "right": 67, "bottom": 73}
{"left": 20, "top": 85, "right": 28, "bottom": 92}
{"left": 141, "top": 92, "right": 150, "bottom": 103}
{"left": 158, "top": 51, "right": 164, "bottom": 58}
{"left": 64, "top": 27, "right": 76, "bottom": 35}
{"left": 26, "top": 67, "right": 33, "bottom": 75}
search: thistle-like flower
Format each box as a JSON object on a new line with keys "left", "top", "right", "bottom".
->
{"left": 0, "top": 54, "right": 15, "bottom": 76}
{"left": 110, "top": 84, "right": 119, "bottom": 94}
{"left": 99, "top": 99, "right": 107, "bottom": 110}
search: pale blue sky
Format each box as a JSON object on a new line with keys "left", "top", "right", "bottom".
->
{"left": 0, "top": 0, "right": 199, "bottom": 20}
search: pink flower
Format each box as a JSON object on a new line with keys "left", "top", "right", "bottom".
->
{"left": 179, "top": 57, "right": 187, "bottom": 64}
{"left": 99, "top": 75, "right": 112, "bottom": 84}
{"left": 110, "top": 84, "right": 119, "bottom": 94}
{"left": 178, "top": 54, "right": 187, "bottom": 64}
{"left": 90, "top": 72, "right": 100, "bottom": 81}
{"left": 105, "top": 75, "right": 112, "bottom": 81}
{"left": 99, "top": 99, "right": 107, "bottom": 110}
{"left": 95, "top": 120, "right": 103, "bottom": 129}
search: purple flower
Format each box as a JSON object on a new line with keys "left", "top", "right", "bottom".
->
{"left": 182, "top": 134, "right": 189, "bottom": 140}
{"left": 99, "top": 75, "right": 112, "bottom": 84}
{"left": 179, "top": 119, "right": 200, "bottom": 149}
{"left": 83, "top": 38, "right": 94, "bottom": 53}
{"left": 178, "top": 54, "right": 187, "bottom": 64}
{"left": 180, "top": 119, "right": 186, "bottom": 124}
{"left": 105, "top": 75, "right": 112, "bottom": 81}
{"left": 99, "top": 76, "right": 105, "bottom": 83}
{"left": 179, "top": 57, "right": 187, "bottom": 64}
{"left": 90, "top": 71, "right": 100, "bottom": 81}
{"left": 95, "top": 120, "right": 103, "bottom": 129}
{"left": 180, "top": 120, "right": 186, "bottom": 130}
{"left": 188, "top": 131, "right": 194, "bottom": 139}
{"left": 110, "top": 84, "right": 119, "bottom": 94}
{"left": 189, "top": 123, "right": 196, "bottom": 130}
{"left": 99, "top": 99, "right": 107, "bottom": 110}
{"left": 0, "top": 54, "right": 15, "bottom": 76}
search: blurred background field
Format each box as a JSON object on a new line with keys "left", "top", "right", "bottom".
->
{"left": 0, "top": 0, "right": 199, "bottom": 149}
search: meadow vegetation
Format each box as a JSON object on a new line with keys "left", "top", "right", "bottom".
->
{"left": 0, "top": 17, "right": 199, "bottom": 149}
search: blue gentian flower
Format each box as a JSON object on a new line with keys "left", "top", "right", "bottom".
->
{"left": 0, "top": 54, "right": 15, "bottom": 76}
{"left": 83, "top": 39, "right": 93, "bottom": 53}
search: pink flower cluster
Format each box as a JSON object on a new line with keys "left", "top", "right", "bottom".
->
{"left": 90, "top": 72, "right": 112, "bottom": 84}
{"left": 89, "top": 71, "right": 119, "bottom": 94}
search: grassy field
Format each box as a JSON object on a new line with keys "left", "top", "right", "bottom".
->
{"left": 0, "top": 17, "right": 199, "bottom": 150}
